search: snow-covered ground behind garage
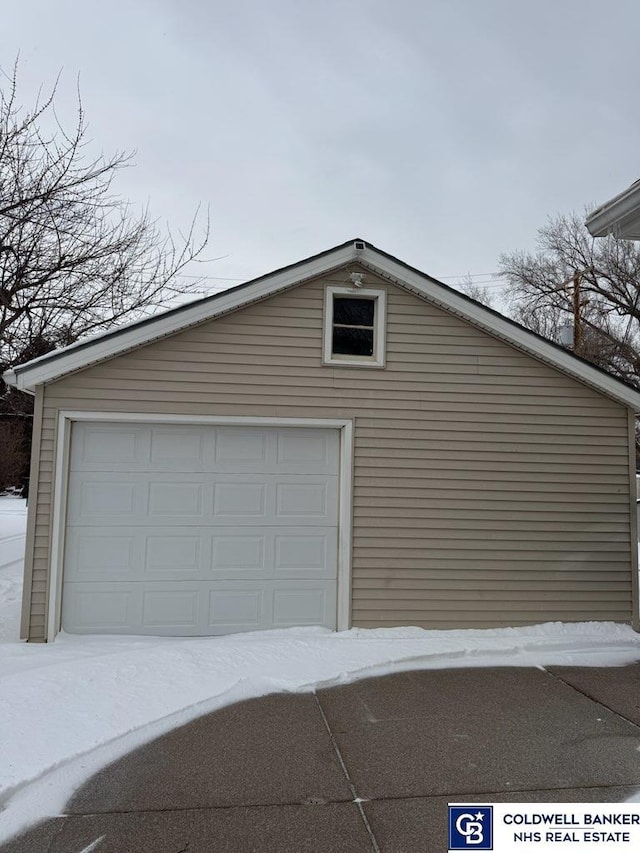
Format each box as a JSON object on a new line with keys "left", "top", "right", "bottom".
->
{"left": 2, "top": 494, "right": 640, "bottom": 842}
{"left": 0, "top": 497, "right": 27, "bottom": 643}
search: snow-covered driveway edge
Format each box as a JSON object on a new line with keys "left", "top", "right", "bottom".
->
{"left": 3, "top": 500, "right": 640, "bottom": 842}
{"left": 2, "top": 622, "right": 640, "bottom": 844}
{"left": 0, "top": 676, "right": 264, "bottom": 845}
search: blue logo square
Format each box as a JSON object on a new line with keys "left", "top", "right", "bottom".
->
{"left": 448, "top": 806, "right": 493, "bottom": 850}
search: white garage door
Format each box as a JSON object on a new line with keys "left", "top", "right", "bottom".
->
{"left": 61, "top": 423, "right": 340, "bottom": 635}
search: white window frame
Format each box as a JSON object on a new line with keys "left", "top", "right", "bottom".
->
{"left": 323, "top": 286, "right": 387, "bottom": 368}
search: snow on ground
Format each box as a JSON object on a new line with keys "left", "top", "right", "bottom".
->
{"left": 0, "top": 497, "right": 27, "bottom": 642}
{"left": 2, "top": 496, "right": 640, "bottom": 841}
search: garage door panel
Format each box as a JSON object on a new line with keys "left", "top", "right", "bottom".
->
{"left": 214, "top": 427, "right": 268, "bottom": 468}
{"left": 206, "top": 581, "right": 336, "bottom": 633}
{"left": 213, "top": 481, "right": 266, "bottom": 518}
{"left": 70, "top": 424, "right": 340, "bottom": 475}
{"left": 65, "top": 527, "right": 337, "bottom": 582}
{"left": 63, "top": 423, "right": 340, "bottom": 635}
{"left": 208, "top": 587, "right": 265, "bottom": 629}
{"left": 142, "top": 588, "right": 200, "bottom": 629}
{"left": 275, "top": 481, "right": 333, "bottom": 519}
{"left": 210, "top": 527, "right": 338, "bottom": 578}
{"left": 69, "top": 479, "right": 139, "bottom": 521}
{"left": 66, "top": 528, "right": 206, "bottom": 582}
{"left": 67, "top": 530, "right": 139, "bottom": 579}
{"left": 145, "top": 534, "right": 203, "bottom": 574}
{"left": 273, "top": 587, "right": 334, "bottom": 627}
{"left": 211, "top": 533, "right": 265, "bottom": 572}
{"left": 148, "top": 481, "right": 205, "bottom": 517}
{"left": 67, "top": 473, "right": 211, "bottom": 526}
{"left": 273, "top": 530, "right": 336, "bottom": 575}
{"left": 211, "top": 427, "right": 339, "bottom": 474}
{"left": 275, "top": 429, "right": 339, "bottom": 472}
{"left": 63, "top": 579, "right": 337, "bottom": 635}
{"left": 67, "top": 472, "right": 337, "bottom": 527}
{"left": 70, "top": 425, "right": 151, "bottom": 472}
{"left": 211, "top": 475, "right": 338, "bottom": 525}
{"left": 70, "top": 424, "right": 213, "bottom": 473}
{"left": 149, "top": 426, "right": 211, "bottom": 470}
{"left": 62, "top": 583, "right": 140, "bottom": 632}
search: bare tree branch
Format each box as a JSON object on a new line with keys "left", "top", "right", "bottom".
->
{"left": 458, "top": 276, "right": 496, "bottom": 309}
{"left": 0, "top": 61, "right": 210, "bottom": 365}
{"left": 499, "top": 211, "right": 640, "bottom": 391}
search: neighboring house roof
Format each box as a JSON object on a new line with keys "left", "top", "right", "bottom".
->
{"left": 4, "top": 238, "right": 640, "bottom": 411}
{"left": 586, "top": 178, "right": 640, "bottom": 239}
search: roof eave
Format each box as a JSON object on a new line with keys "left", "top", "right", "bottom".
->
{"left": 358, "top": 249, "right": 640, "bottom": 412}
{"left": 1, "top": 368, "right": 21, "bottom": 391}
{"left": 5, "top": 240, "right": 363, "bottom": 392}
{"left": 586, "top": 180, "right": 640, "bottom": 239}
{"left": 5, "top": 238, "right": 640, "bottom": 412}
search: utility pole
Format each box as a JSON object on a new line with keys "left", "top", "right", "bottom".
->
{"left": 555, "top": 269, "right": 587, "bottom": 354}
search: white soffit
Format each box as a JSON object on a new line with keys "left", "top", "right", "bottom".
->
{"left": 5, "top": 240, "right": 640, "bottom": 411}
{"left": 586, "top": 179, "right": 640, "bottom": 240}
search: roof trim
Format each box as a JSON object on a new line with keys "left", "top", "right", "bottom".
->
{"left": 4, "top": 239, "right": 360, "bottom": 391}
{"left": 5, "top": 238, "right": 640, "bottom": 411}
{"left": 586, "top": 179, "right": 640, "bottom": 239}
{"left": 358, "top": 248, "right": 640, "bottom": 410}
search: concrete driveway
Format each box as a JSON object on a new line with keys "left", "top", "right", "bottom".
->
{"left": 3, "top": 664, "right": 640, "bottom": 852}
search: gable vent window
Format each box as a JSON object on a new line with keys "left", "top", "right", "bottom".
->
{"left": 323, "top": 286, "right": 386, "bottom": 367}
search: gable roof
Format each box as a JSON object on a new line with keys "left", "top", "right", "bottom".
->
{"left": 4, "top": 238, "right": 640, "bottom": 411}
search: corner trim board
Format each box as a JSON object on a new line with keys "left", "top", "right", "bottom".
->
{"left": 628, "top": 409, "right": 639, "bottom": 631}
{"left": 48, "top": 411, "right": 72, "bottom": 642}
{"left": 21, "top": 385, "right": 44, "bottom": 639}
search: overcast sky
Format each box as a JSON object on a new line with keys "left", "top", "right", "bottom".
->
{"left": 2, "top": 0, "right": 639, "bottom": 300}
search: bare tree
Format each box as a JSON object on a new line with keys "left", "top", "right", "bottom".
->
{"left": 0, "top": 418, "right": 29, "bottom": 492}
{"left": 499, "top": 213, "right": 640, "bottom": 389}
{"left": 458, "top": 276, "right": 495, "bottom": 308}
{"left": 0, "top": 62, "right": 209, "bottom": 365}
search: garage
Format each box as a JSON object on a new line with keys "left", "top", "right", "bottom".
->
{"left": 7, "top": 240, "right": 640, "bottom": 642}
{"left": 60, "top": 422, "right": 340, "bottom": 635}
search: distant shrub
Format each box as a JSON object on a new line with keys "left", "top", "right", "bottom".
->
{"left": 0, "top": 419, "right": 29, "bottom": 493}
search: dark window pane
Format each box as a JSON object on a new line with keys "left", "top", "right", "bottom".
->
{"left": 332, "top": 326, "right": 374, "bottom": 356}
{"left": 333, "top": 297, "right": 375, "bottom": 327}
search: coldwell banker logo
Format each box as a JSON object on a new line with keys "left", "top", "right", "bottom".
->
{"left": 448, "top": 806, "right": 493, "bottom": 850}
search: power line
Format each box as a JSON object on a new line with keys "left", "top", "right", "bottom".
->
{"left": 438, "top": 271, "right": 502, "bottom": 280}
{"left": 465, "top": 281, "right": 511, "bottom": 289}
{"left": 447, "top": 279, "right": 511, "bottom": 289}
{"left": 178, "top": 273, "right": 245, "bottom": 281}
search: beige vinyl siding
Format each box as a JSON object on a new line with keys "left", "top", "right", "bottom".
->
{"left": 24, "top": 268, "right": 634, "bottom": 639}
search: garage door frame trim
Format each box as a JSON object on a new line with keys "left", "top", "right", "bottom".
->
{"left": 48, "top": 411, "right": 354, "bottom": 641}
